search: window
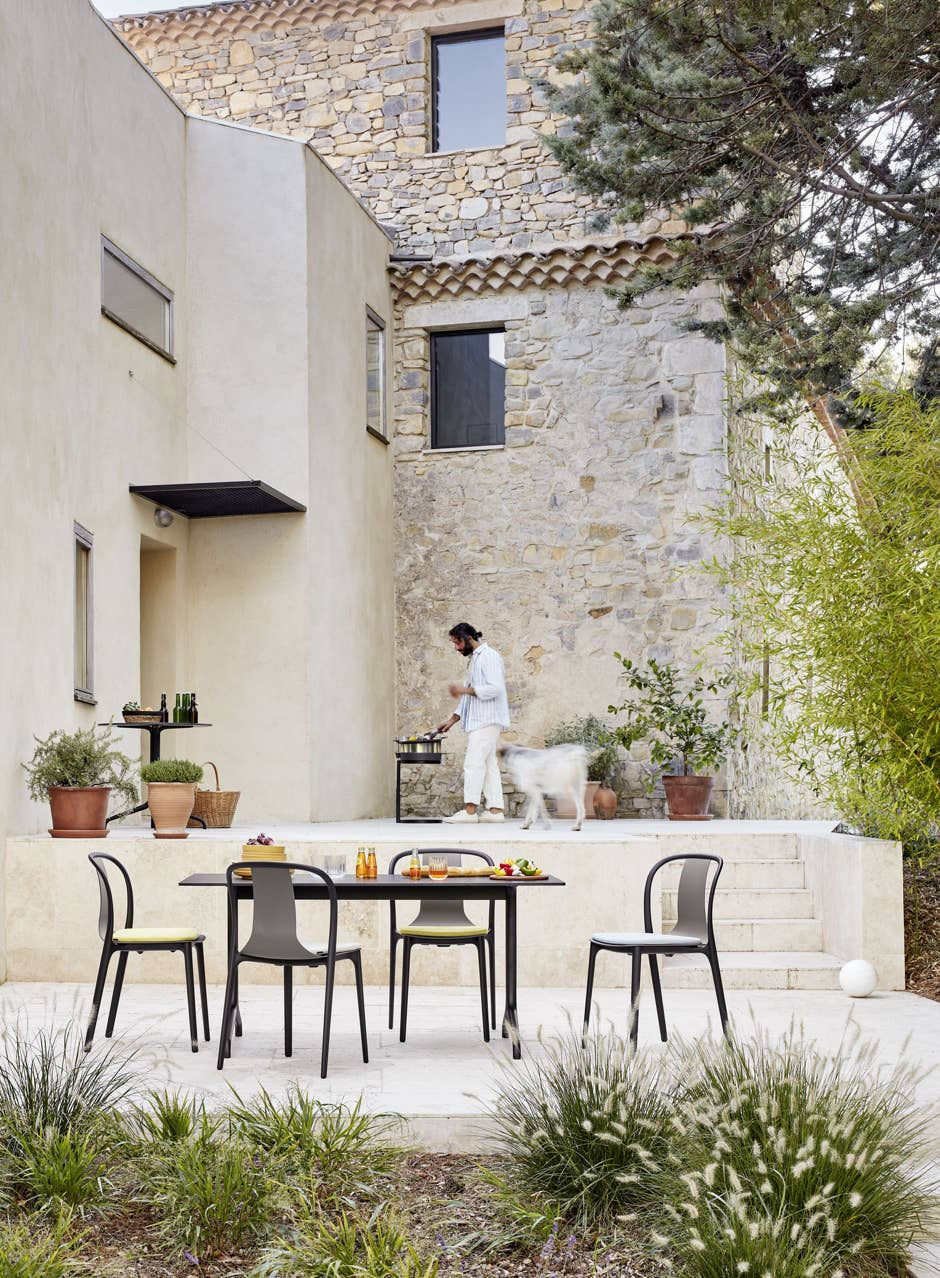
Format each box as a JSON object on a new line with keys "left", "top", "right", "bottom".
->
{"left": 74, "top": 523, "right": 94, "bottom": 704}
{"left": 101, "top": 236, "right": 174, "bottom": 361}
{"left": 366, "top": 309, "right": 387, "bottom": 442}
{"left": 431, "top": 328, "right": 505, "bottom": 450}
{"left": 432, "top": 29, "right": 505, "bottom": 152}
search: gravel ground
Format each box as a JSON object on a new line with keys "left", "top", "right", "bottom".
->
{"left": 906, "top": 860, "right": 940, "bottom": 1002}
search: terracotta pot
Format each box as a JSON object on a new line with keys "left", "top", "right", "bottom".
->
{"left": 584, "top": 781, "right": 600, "bottom": 818}
{"left": 146, "top": 781, "right": 197, "bottom": 837}
{"left": 555, "top": 783, "right": 602, "bottom": 819}
{"left": 663, "top": 774, "right": 714, "bottom": 820}
{"left": 592, "top": 783, "right": 618, "bottom": 819}
{"left": 47, "top": 785, "right": 110, "bottom": 836}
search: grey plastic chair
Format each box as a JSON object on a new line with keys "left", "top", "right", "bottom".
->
{"left": 582, "top": 853, "right": 728, "bottom": 1047}
{"left": 217, "top": 862, "right": 368, "bottom": 1078}
{"left": 85, "top": 853, "right": 209, "bottom": 1053}
{"left": 387, "top": 848, "right": 495, "bottom": 1043}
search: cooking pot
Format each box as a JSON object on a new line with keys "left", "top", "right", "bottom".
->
{"left": 395, "top": 731, "right": 445, "bottom": 757}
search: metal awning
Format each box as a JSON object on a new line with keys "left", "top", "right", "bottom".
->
{"left": 129, "top": 481, "right": 306, "bottom": 519}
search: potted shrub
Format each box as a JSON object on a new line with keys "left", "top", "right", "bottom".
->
{"left": 544, "top": 715, "right": 619, "bottom": 818}
{"left": 24, "top": 726, "right": 137, "bottom": 837}
{"left": 140, "top": 759, "right": 204, "bottom": 838}
{"left": 609, "top": 655, "right": 738, "bottom": 820}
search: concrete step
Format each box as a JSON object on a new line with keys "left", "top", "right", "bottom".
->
{"left": 661, "top": 858, "right": 805, "bottom": 890}
{"left": 696, "top": 917, "right": 824, "bottom": 951}
{"left": 649, "top": 834, "right": 801, "bottom": 860}
{"left": 661, "top": 951, "right": 843, "bottom": 991}
{"left": 663, "top": 887, "right": 815, "bottom": 921}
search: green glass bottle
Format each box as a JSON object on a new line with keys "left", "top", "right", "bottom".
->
{"left": 173, "top": 693, "right": 182, "bottom": 724}
{"left": 182, "top": 692, "right": 191, "bottom": 724}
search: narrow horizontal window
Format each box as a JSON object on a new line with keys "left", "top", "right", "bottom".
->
{"left": 431, "top": 328, "right": 505, "bottom": 450}
{"left": 366, "top": 309, "right": 388, "bottom": 442}
{"left": 101, "top": 236, "right": 174, "bottom": 361}
{"left": 432, "top": 29, "right": 505, "bottom": 152}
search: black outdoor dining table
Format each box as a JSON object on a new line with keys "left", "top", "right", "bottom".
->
{"left": 179, "top": 871, "right": 566, "bottom": 1059}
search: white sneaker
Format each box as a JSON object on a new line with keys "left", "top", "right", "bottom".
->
{"left": 479, "top": 811, "right": 506, "bottom": 823}
{"left": 443, "top": 809, "right": 480, "bottom": 823}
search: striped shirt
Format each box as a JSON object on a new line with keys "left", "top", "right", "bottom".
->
{"left": 458, "top": 642, "right": 511, "bottom": 732}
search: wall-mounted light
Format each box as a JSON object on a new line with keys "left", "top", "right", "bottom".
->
{"left": 153, "top": 507, "right": 174, "bottom": 528}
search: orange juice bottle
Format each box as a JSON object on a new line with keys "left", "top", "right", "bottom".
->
{"left": 355, "top": 847, "right": 367, "bottom": 879}
{"left": 366, "top": 847, "right": 378, "bottom": 879}
{"left": 408, "top": 851, "right": 421, "bottom": 880}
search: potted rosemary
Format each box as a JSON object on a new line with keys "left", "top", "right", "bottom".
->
{"left": 24, "top": 725, "right": 137, "bottom": 837}
{"left": 140, "top": 759, "right": 204, "bottom": 838}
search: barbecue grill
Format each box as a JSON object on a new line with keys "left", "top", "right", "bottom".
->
{"left": 394, "top": 732, "right": 445, "bottom": 822}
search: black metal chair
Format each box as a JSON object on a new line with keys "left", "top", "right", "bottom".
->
{"left": 217, "top": 862, "right": 368, "bottom": 1078}
{"left": 85, "top": 852, "right": 210, "bottom": 1053}
{"left": 582, "top": 853, "right": 728, "bottom": 1048}
{"left": 388, "top": 848, "right": 496, "bottom": 1043}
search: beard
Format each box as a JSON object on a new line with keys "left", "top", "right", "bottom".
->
{"left": 458, "top": 638, "right": 473, "bottom": 656}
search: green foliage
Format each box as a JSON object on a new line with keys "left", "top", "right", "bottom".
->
{"left": 489, "top": 1025, "right": 672, "bottom": 1224}
{"left": 140, "top": 758, "right": 203, "bottom": 784}
{"left": 249, "top": 1212, "right": 439, "bottom": 1278}
{"left": 705, "top": 389, "right": 940, "bottom": 841}
{"left": 6, "top": 1126, "right": 110, "bottom": 1214}
{"left": 0, "top": 1023, "right": 137, "bottom": 1139}
{"left": 448, "top": 1167, "right": 564, "bottom": 1257}
{"left": 23, "top": 727, "right": 137, "bottom": 808}
{"left": 127, "top": 1090, "right": 204, "bottom": 1144}
{"left": 546, "top": 0, "right": 940, "bottom": 406}
{"left": 136, "top": 1113, "right": 274, "bottom": 1262}
{"left": 226, "top": 1086, "right": 404, "bottom": 1206}
{"left": 544, "top": 715, "right": 619, "bottom": 782}
{"left": 121, "top": 701, "right": 140, "bottom": 713}
{"left": 652, "top": 1030, "right": 939, "bottom": 1276}
{"left": 0, "top": 1213, "right": 85, "bottom": 1278}
{"left": 608, "top": 656, "right": 737, "bottom": 777}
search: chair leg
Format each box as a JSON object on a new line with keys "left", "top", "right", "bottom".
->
{"left": 284, "top": 966, "right": 293, "bottom": 1058}
{"left": 582, "top": 942, "right": 600, "bottom": 1045}
{"left": 487, "top": 930, "right": 497, "bottom": 1030}
{"left": 195, "top": 942, "right": 210, "bottom": 1041}
{"left": 388, "top": 933, "right": 398, "bottom": 1030}
{"left": 475, "top": 939, "right": 490, "bottom": 1043}
{"left": 183, "top": 945, "right": 198, "bottom": 1053}
{"left": 628, "top": 949, "right": 642, "bottom": 1050}
{"left": 320, "top": 958, "right": 335, "bottom": 1080}
{"left": 85, "top": 945, "right": 113, "bottom": 1052}
{"left": 353, "top": 952, "right": 369, "bottom": 1063}
{"left": 648, "top": 953, "right": 668, "bottom": 1042}
{"left": 217, "top": 957, "right": 238, "bottom": 1070}
{"left": 105, "top": 951, "right": 128, "bottom": 1038}
{"left": 707, "top": 947, "right": 730, "bottom": 1036}
{"left": 399, "top": 939, "right": 412, "bottom": 1044}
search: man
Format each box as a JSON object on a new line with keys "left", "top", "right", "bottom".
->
{"left": 437, "top": 622, "right": 510, "bottom": 823}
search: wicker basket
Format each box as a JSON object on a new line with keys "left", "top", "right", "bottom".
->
{"left": 187, "top": 762, "right": 240, "bottom": 828}
{"left": 122, "top": 711, "right": 163, "bottom": 725}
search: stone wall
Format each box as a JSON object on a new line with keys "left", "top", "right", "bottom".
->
{"left": 116, "top": 0, "right": 674, "bottom": 255}
{"left": 392, "top": 277, "right": 730, "bottom": 818}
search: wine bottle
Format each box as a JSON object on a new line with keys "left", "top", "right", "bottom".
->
{"left": 182, "top": 692, "right": 191, "bottom": 724}
{"left": 160, "top": 692, "right": 168, "bottom": 723}
{"left": 173, "top": 693, "right": 181, "bottom": 724}
{"left": 190, "top": 692, "right": 198, "bottom": 724}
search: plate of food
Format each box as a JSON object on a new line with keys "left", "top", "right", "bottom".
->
{"left": 490, "top": 857, "right": 548, "bottom": 881}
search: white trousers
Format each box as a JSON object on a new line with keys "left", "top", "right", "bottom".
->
{"left": 463, "top": 723, "right": 504, "bottom": 808}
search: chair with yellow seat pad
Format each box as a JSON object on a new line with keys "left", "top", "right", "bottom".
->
{"left": 387, "top": 848, "right": 495, "bottom": 1044}
{"left": 85, "top": 853, "right": 210, "bottom": 1054}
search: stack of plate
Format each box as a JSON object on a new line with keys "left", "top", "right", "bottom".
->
{"left": 234, "top": 845, "right": 287, "bottom": 879}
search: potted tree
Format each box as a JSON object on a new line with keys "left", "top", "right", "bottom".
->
{"left": 140, "top": 759, "right": 204, "bottom": 838}
{"left": 544, "top": 715, "right": 620, "bottom": 818}
{"left": 24, "top": 726, "right": 137, "bottom": 837}
{"left": 609, "top": 655, "right": 738, "bottom": 820}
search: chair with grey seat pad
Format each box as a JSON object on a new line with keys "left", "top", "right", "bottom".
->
{"left": 387, "top": 848, "right": 496, "bottom": 1043}
{"left": 582, "top": 853, "right": 727, "bottom": 1048}
{"left": 217, "top": 862, "right": 368, "bottom": 1078}
{"left": 85, "top": 853, "right": 210, "bottom": 1054}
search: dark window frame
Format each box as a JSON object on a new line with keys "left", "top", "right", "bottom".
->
{"left": 74, "top": 522, "right": 95, "bottom": 705}
{"left": 100, "top": 235, "right": 175, "bottom": 363}
{"left": 365, "top": 306, "right": 389, "bottom": 444}
{"left": 430, "top": 326, "right": 506, "bottom": 451}
{"left": 431, "top": 27, "right": 505, "bottom": 153}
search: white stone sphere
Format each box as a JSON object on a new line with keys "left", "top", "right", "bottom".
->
{"left": 839, "top": 959, "right": 878, "bottom": 997}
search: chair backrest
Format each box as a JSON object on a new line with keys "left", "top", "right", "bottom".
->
{"left": 388, "top": 847, "right": 495, "bottom": 932}
{"left": 643, "top": 853, "right": 723, "bottom": 944}
{"left": 88, "top": 853, "right": 134, "bottom": 942}
{"left": 228, "top": 862, "right": 338, "bottom": 963}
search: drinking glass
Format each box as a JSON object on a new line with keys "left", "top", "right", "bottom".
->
{"left": 322, "top": 852, "right": 346, "bottom": 878}
{"left": 427, "top": 855, "right": 449, "bottom": 881}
